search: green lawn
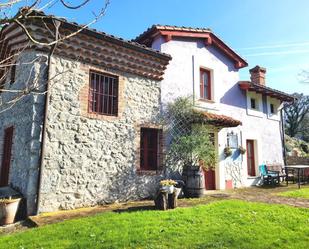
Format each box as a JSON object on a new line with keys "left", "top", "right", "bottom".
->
{"left": 1, "top": 200, "right": 309, "bottom": 249}
{"left": 278, "top": 187, "right": 309, "bottom": 199}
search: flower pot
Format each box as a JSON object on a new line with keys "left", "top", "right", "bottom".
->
{"left": 0, "top": 198, "right": 21, "bottom": 225}
{"left": 161, "top": 185, "right": 174, "bottom": 194}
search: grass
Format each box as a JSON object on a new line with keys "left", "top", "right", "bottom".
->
{"left": 278, "top": 187, "right": 309, "bottom": 199}
{"left": 0, "top": 200, "right": 309, "bottom": 249}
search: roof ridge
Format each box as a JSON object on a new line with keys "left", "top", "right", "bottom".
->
{"left": 133, "top": 24, "right": 212, "bottom": 42}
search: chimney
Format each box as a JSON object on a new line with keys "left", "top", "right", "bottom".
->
{"left": 249, "top": 65, "right": 266, "bottom": 85}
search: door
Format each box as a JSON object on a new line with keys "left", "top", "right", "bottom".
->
{"left": 202, "top": 132, "right": 216, "bottom": 190}
{"left": 0, "top": 126, "right": 14, "bottom": 186}
{"left": 246, "top": 140, "right": 256, "bottom": 176}
{"left": 204, "top": 168, "right": 216, "bottom": 190}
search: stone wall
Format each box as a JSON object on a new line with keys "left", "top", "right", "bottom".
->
{"left": 287, "top": 156, "right": 309, "bottom": 165}
{"left": 38, "top": 55, "right": 165, "bottom": 212}
{"left": 0, "top": 51, "right": 47, "bottom": 215}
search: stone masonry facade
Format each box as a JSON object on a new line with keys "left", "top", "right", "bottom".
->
{"left": 0, "top": 51, "right": 47, "bottom": 215}
{"left": 38, "top": 55, "right": 165, "bottom": 212}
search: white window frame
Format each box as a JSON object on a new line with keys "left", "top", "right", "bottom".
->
{"left": 246, "top": 91, "right": 263, "bottom": 118}
{"left": 267, "top": 96, "right": 280, "bottom": 121}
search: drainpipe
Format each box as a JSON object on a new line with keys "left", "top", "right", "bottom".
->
{"left": 35, "top": 21, "right": 60, "bottom": 215}
{"left": 280, "top": 108, "right": 287, "bottom": 166}
{"left": 192, "top": 55, "right": 195, "bottom": 106}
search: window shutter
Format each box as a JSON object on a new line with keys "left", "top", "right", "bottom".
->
{"left": 0, "top": 126, "right": 14, "bottom": 186}
{"left": 200, "top": 70, "right": 203, "bottom": 98}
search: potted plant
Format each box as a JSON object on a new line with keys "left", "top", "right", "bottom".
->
{"left": 0, "top": 197, "right": 21, "bottom": 225}
{"left": 164, "top": 98, "right": 218, "bottom": 197}
{"left": 238, "top": 145, "right": 246, "bottom": 155}
{"left": 224, "top": 146, "right": 232, "bottom": 158}
{"left": 160, "top": 179, "right": 177, "bottom": 194}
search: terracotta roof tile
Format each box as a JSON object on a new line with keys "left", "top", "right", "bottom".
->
{"left": 134, "top": 24, "right": 212, "bottom": 42}
{"left": 134, "top": 25, "right": 247, "bottom": 69}
{"left": 238, "top": 81, "right": 294, "bottom": 102}
{"left": 20, "top": 10, "right": 171, "bottom": 61}
{"left": 193, "top": 111, "right": 242, "bottom": 128}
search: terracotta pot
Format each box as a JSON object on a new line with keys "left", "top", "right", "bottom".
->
{"left": 0, "top": 198, "right": 21, "bottom": 225}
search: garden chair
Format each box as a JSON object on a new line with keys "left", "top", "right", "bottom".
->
{"left": 259, "top": 165, "right": 280, "bottom": 186}
{"left": 266, "top": 164, "right": 286, "bottom": 182}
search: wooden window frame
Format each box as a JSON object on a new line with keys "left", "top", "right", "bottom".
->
{"left": 0, "top": 126, "right": 14, "bottom": 187}
{"left": 88, "top": 70, "right": 119, "bottom": 116}
{"left": 200, "top": 68, "right": 212, "bottom": 100}
{"left": 139, "top": 128, "right": 163, "bottom": 171}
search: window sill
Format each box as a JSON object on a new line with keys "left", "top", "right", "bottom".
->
{"left": 267, "top": 113, "right": 280, "bottom": 121}
{"left": 198, "top": 98, "right": 215, "bottom": 103}
{"left": 247, "top": 176, "right": 259, "bottom": 179}
{"left": 136, "top": 170, "right": 163, "bottom": 176}
{"left": 246, "top": 108, "right": 263, "bottom": 118}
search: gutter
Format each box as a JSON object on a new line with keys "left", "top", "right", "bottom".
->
{"left": 35, "top": 22, "right": 60, "bottom": 215}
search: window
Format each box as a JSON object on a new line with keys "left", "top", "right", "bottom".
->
{"left": 140, "top": 128, "right": 162, "bottom": 171}
{"left": 10, "top": 64, "right": 16, "bottom": 85}
{"left": 200, "top": 68, "right": 211, "bottom": 100}
{"left": 270, "top": 103, "right": 275, "bottom": 114}
{"left": 88, "top": 71, "right": 118, "bottom": 116}
{"left": 250, "top": 98, "right": 256, "bottom": 109}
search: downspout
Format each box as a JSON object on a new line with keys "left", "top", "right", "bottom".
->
{"left": 280, "top": 108, "right": 287, "bottom": 166}
{"left": 35, "top": 22, "right": 60, "bottom": 215}
{"left": 192, "top": 55, "right": 195, "bottom": 106}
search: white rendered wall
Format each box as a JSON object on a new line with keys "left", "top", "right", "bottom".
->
{"left": 153, "top": 37, "right": 284, "bottom": 189}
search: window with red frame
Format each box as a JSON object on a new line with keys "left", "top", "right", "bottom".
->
{"left": 140, "top": 128, "right": 162, "bottom": 171}
{"left": 89, "top": 71, "right": 118, "bottom": 116}
{"left": 200, "top": 68, "right": 211, "bottom": 100}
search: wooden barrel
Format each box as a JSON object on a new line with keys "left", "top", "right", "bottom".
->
{"left": 182, "top": 166, "right": 205, "bottom": 198}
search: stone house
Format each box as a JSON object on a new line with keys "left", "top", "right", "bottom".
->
{"left": 135, "top": 25, "right": 294, "bottom": 190}
{"left": 0, "top": 11, "right": 170, "bottom": 215}
{"left": 0, "top": 12, "right": 295, "bottom": 215}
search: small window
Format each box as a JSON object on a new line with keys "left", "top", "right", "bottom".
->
{"left": 270, "top": 103, "right": 275, "bottom": 114}
{"left": 250, "top": 98, "right": 256, "bottom": 109}
{"left": 140, "top": 128, "right": 162, "bottom": 171}
{"left": 10, "top": 64, "right": 16, "bottom": 85}
{"left": 200, "top": 68, "right": 211, "bottom": 100}
{"left": 88, "top": 71, "right": 118, "bottom": 116}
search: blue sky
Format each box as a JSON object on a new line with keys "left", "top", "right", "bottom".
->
{"left": 45, "top": 0, "right": 309, "bottom": 94}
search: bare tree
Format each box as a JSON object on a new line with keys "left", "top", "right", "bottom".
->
{"left": 0, "top": 0, "right": 110, "bottom": 112}
{"left": 284, "top": 93, "right": 309, "bottom": 138}
{"left": 298, "top": 70, "right": 309, "bottom": 84}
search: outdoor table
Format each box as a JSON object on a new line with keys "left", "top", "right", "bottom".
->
{"left": 285, "top": 165, "right": 309, "bottom": 189}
